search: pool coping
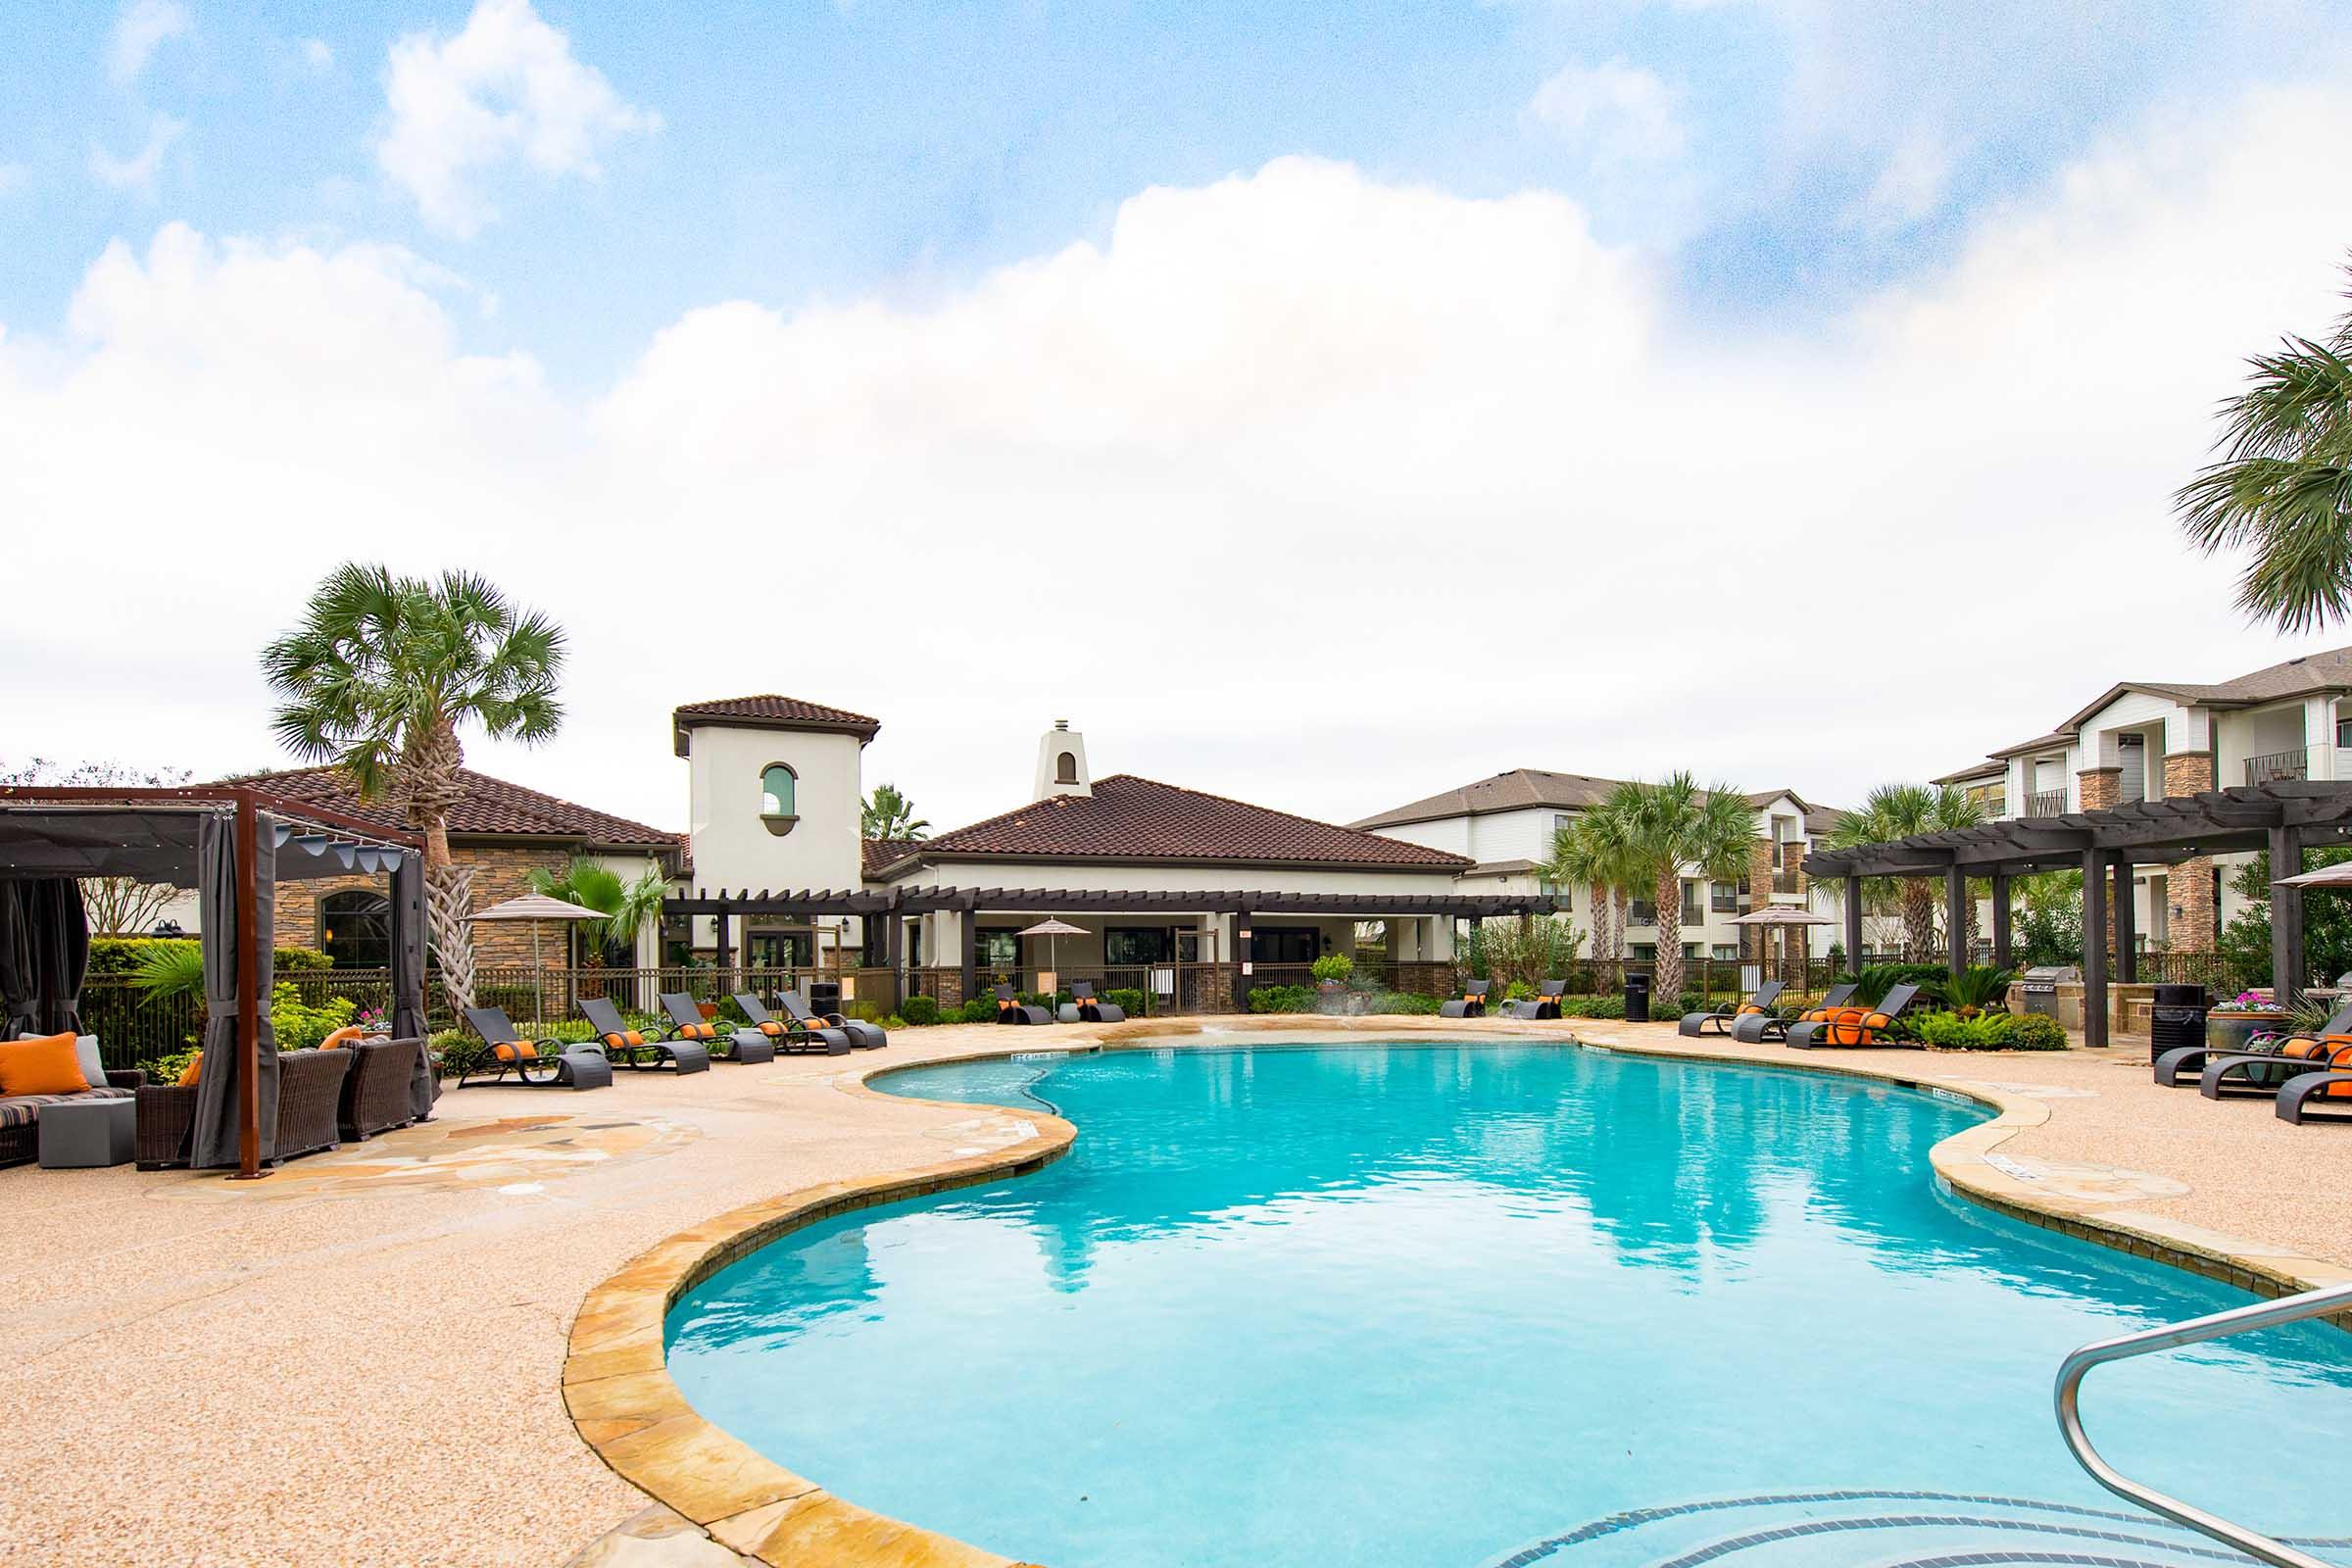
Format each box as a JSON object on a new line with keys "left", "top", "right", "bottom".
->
{"left": 559, "top": 1016, "right": 2352, "bottom": 1568}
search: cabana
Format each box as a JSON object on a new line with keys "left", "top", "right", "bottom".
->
{"left": 0, "top": 785, "right": 428, "bottom": 1177}
{"left": 1803, "top": 780, "right": 2352, "bottom": 1049}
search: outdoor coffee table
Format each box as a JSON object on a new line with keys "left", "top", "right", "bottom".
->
{"left": 38, "top": 1095, "right": 135, "bottom": 1168}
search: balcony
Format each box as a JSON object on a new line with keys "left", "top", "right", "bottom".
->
{"left": 2021, "top": 789, "right": 2069, "bottom": 818}
{"left": 2245, "top": 748, "right": 2309, "bottom": 787}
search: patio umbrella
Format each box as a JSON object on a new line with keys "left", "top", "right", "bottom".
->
{"left": 1726, "top": 905, "right": 1833, "bottom": 926}
{"left": 1019, "top": 918, "right": 1088, "bottom": 989}
{"left": 2274, "top": 862, "right": 2352, "bottom": 888}
{"left": 466, "top": 892, "right": 604, "bottom": 970}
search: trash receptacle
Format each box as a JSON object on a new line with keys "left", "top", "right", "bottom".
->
{"left": 808, "top": 980, "right": 842, "bottom": 1014}
{"left": 1624, "top": 972, "right": 1651, "bottom": 1024}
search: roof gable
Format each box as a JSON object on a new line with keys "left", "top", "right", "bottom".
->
{"left": 884, "top": 775, "right": 1469, "bottom": 872}
{"left": 213, "top": 765, "right": 678, "bottom": 849}
{"left": 671, "top": 695, "right": 881, "bottom": 755}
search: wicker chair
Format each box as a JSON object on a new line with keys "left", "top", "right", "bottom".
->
{"left": 338, "top": 1038, "right": 424, "bottom": 1143}
{"left": 136, "top": 1048, "right": 352, "bottom": 1170}
{"left": 0, "top": 1070, "right": 143, "bottom": 1170}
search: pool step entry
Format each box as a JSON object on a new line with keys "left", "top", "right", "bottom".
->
{"left": 1477, "top": 1489, "right": 2352, "bottom": 1568}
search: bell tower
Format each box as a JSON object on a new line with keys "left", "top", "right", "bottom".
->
{"left": 1033, "top": 719, "right": 1092, "bottom": 801}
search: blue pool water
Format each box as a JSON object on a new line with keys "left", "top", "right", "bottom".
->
{"left": 664, "top": 1044, "right": 2352, "bottom": 1567}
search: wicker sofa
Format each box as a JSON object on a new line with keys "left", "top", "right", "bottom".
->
{"left": 136, "top": 1047, "right": 352, "bottom": 1171}
{"left": 339, "top": 1038, "right": 424, "bottom": 1143}
{"left": 0, "top": 1070, "right": 145, "bottom": 1169}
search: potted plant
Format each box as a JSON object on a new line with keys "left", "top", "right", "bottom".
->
{"left": 2204, "top": 990, "right": 2287, "bottom": 1054}
{"left": 1310, "top": 955, "right": 1354, "bottom": 996}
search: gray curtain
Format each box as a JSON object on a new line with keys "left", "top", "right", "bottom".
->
{"left": 189, "top": 814, "right": 279, "bottom": 1169}
{"left": 388, "top": 852, "right": 437, "bottom": 1120}
{"left": 0, "top": 878, "right": 90, "bottom": 1036}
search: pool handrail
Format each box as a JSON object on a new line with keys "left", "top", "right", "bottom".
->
{"left": 2054, "top": 1278, "right": 2352, "bottom": 1568}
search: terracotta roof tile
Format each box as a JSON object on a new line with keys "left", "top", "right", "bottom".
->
{"left": 862, "top": 838, "right": 923, "bottom": 877}
{"left": 670, "top": 695, "right": 880, "bottom": 754}
{"left": 214, "top": 765, "right": 678, "bottom": 848}
{"left": 899, "top": 776, "right": 1468, "bottom": 869}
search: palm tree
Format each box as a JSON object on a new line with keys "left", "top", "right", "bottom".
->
{"left": 1544, "top": 811, "right": 1630, "bottom": 963}
{"left": 526, "top": 858, "right": 668, "bottom": 966}
{"left": 1607, "top": 774, "right": 1756, "bottom": 1004}
{"left": 860, "top": 783, "right": 930, "bottom": 841}
{"left": 1824, "top": 783, "right": 1987, "bottom": 961}
{"left": 2177, "top": 278, "right": 2352, "bottom": 633}
{"left": 263, "top": 564, "right": 564, "bottom": 1011}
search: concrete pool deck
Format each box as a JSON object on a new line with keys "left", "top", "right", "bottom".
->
{"left": 4, "top": 1015, "right": 2350, "bottom": 1568}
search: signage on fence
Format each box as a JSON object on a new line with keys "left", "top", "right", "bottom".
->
{"left": 1151, "top": 966, "right": 1175, "bottom": 995}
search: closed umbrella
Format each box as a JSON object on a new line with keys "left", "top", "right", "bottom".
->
{"left": 469, "top": 893, "right": 604, "bottom": 1021}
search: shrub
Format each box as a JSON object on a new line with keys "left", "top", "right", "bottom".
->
{"left": 883, "top": 1014, "right": 908, "bottom": 1030}
{"left": 88, "top": 938, "right": 334, "bottom": 976}
{"left": 1841, "top": 963, "right": 1951, "bottom": 1006}
{"left": 148, "top": 1047, "right": 198, "bottom": 1085}
{"left": 1246, "top": 985, "right": 1317, "bottom": 1014}
{"left": 1942, "top": 965, "right": 2015, "bottom": 1018}
{"left": 1310, "top": 955, "right": 1354, "bottom": 984}
{"left": 2005, "top": 1012, "right": 2067, "bottom": 1050}
{"left": 1557, "top": 996, "right": 1627, "bottom": 1020}
{"left": 1910, "top": 1009, "right": 2067, "bottom": 1052}
{"left": 900, "top": 995, "right": 941, "bottom": 1027}
{"left": 270, "top": 983, "right": 357, "bottom": 1051}
{"left": 1376, "top": 991, "right": 1442, "bottom": 1014}
{"left": 1503, "top": 979, "right": 1535, "bottom": 1002}
{"left": 958, "top": 998, "right": 997, "bottom": 1024}
{"left": 429, "top": 1028, "right": 484, "bottom": 1080}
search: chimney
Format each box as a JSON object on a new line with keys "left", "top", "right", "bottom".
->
{"left": 1034, "top": 719, "right": 1092, "bottom": 801}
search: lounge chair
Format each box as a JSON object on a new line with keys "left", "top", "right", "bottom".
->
{"left": 585, "top": 996, "right": 711, "bottom": 1073}
{"left": 2198, "top": 1028, "right": 2351, "bottom": 1100}
{"left": 1070, "top": 981, "right": 1126, "bottom": 1023}
{"left": 781, "top": 991, "right": 886, "bottom": 1050}
{"left": 995, "top": 984, "right": 1052, "bottom": 1025}
{"left": 1440, "top": 980, "right": 1492, "bottom": 1019}
{"left": 1786, "top": 983, "right": 1921, "bottom": 1050}
{"left": 1508, "top": 980, "right": 1567, "bottom": 1020}
{"left": 2275, "top": 1043, "right": 2352, "bottom": 1124}
{"left": 1679, "top": 980, "right": 1785, "bottom": 1038}
{"left": 458, "top": 1006, "right": 612, "bottom": 1090}
{"left": 1732, "top": 982, "right": 1854, "bottom": 1044}
{"left": 730, "top": 993, "right": 851, "bottom": 1055}
{"left": 2156, "top": 1002, "right": 2352, "bottom": 1088}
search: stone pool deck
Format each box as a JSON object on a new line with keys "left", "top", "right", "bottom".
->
{"left": 3, "top": 1015, "right": 2348, "bottom": 1568}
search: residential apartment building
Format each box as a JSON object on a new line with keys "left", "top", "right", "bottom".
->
{"left": 1348, "top": 770, "right": 1848, "bottom": 963}
{"left": 1933, "top": 644, "right": 2352, "bottom": 952}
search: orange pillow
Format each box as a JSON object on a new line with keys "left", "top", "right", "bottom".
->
{"left": 176, "top": 1054, "right": 203, "bottom": 1087}
{"left": 0, "top": 1033, "right": 92, "bottom": 1096}
{"left": 318, "top": 1026, "right": 368, "bottom": 1050}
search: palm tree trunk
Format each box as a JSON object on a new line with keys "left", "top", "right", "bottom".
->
{"left": 404, "top": 722, "right": 477, "bottom": 1012}
{"left": 1900, "top": 882, "right": 1936, "bottom": 964}
{"left": 1653, "top": 868, "right": 1684, "bottom": 1005}
{"left": 1589, "top": 881, "right": 1611, "bottom": 966}
{"left": 1612, "top": 889, "right": 1629, "bottom": 959}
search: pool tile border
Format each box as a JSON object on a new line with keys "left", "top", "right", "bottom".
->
{"left": 561, "top": 1017, "right": 2352, "bottom": 1568}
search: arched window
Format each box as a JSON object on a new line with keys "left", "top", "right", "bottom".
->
{"left": 318, "top": 890, "right": 391, "bottom": 969}
{"left": 760, "top": 763, "right": 798, "bottom": 818}
{"left": 1054, "top": 751, "right": 1078, "bottom": 784}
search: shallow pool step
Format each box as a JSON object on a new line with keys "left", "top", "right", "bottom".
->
{"left": 1477, "top": 1488, "right": 2352, "bottom": 1568}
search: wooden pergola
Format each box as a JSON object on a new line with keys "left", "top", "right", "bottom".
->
{"left": 663, "top": 884, "right": 1561, "bottom": 1004}
{"left": 1802, "top": 780, "right": 2352, "bottom": 1047}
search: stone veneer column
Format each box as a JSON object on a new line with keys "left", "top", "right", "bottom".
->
{"left": 1744, "top": 839, "right": 1774, "bottom": 969}
{"left": 2162, "top": 751, "right": 2218, "bottom": 950}
{"left": 2076, "top": 767, "right": 2121, "bottom": 811}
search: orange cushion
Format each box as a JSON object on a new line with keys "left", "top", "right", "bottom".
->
{"left": 176, "top": 1054, "right": 203, "bottom": 1087}
{"left": 494, "top": 1041, "right": 538, "bottom": 1061}
{"left": 1736, "top": 1003, "right": 1763, "bottom": 1016}
{"left": 0, "top": 1033, "right": 91, "bottom": 1096}
{"left": 318, "top": 1026, "right": 367, "bottom": 1050}
{"left": 759, "top": 1020, "right": 785, "bottom": 1036}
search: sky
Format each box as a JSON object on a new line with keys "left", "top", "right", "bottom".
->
{"left": 8, "top": 0, "right": 2352, "bottom": 839}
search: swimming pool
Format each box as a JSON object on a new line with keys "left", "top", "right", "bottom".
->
{"left": 663, "top": 1043, "right": 2352, "bottom": 1567}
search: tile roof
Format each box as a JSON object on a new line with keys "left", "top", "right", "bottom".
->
{"left": 1956, "top": 645, "right": 2352, "bottom": 772}
{"left": 886, "top": 775, "right": 1469, "bottom": 871}
{"left": 214, "top": 764, "right": 679, "bottom": 849}
{"left": 862, "top": 838, "right": 923, "bottom": 877}
{"left": 1348, "top": 769, "right": 1631, "bottom": 830}
{"left": 670, "top": 695, "right": 881, "bottom": 754}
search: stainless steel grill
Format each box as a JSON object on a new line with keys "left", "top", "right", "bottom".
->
{"left": 2020, "top": 965, "right": 2081, "bottom": 1018}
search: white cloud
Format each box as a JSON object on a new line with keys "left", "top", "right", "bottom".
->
{"left": 0, "top": 163, "right": 27, "bottom": 196}
{"left": 375, "top": 0, "right": 658, "bottom": 236}
{"left": 88, "top": 114, "right": 185, "bottom": 191}
{"left": 302, "top": 37, "right": 334, "bottom": 74}
{"left": 1525, "top": 59, "right": 1689, "bottom": 166}
{"left": 106, "top": 0, "right": 190, "bottom": 86}
{"left": 10, "top": 78, "right": 2352, "bottom": 834}
{"left": 1845, "top": 131, "right": 1958, "bottom": 230}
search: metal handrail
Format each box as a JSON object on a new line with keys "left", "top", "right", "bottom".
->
{"left": 2055, "top": 1280, "right": 2352, "bottom": 1568}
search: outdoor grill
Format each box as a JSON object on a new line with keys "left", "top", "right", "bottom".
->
{"left": 2149, "top": 982, "right": 2208, "bottom": 1061}
{"left": 2020, "top": 965, "right": 2080, "bottom": 1019}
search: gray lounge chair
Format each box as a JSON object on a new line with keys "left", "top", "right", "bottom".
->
{"left": 995, "top": 984, "right": 1052, "bottom": 1025}
{"left": 1679, "top": 979, "right": 1785, "bottom": 1038}
{"left": 2156, "top": 1002, "right": 2352, "bottom": 1088}
{"left": 1440, "top": 980, "right": 1492, "bottom": 1019}
{"left": 1786, "top": 983, "right": 1920, "bottom": 1050}
{"left": 728, "top": 993, "right": 850, "bottom": 1055}
{"left": 1508, "top": 980, "right": 1567, "bottom": 1020}
{"left": 459, "top": 1006, "right": 612, "bottom": 1090}
{"left": 782, "top": 991, "right": 886, "bottom": 1050}
{"left": 1070, "top": 981, "right": 1126, "bottom": 1023}
{"left": 1733, "top": 982, "right": 1854, "bottom": 1044}
{"left": 587, "top": 996, "right": 711, "bottom": 1073}
{"left": 597, "top": 992, "right": 761, "bottom": 1067}
{"left": 2275, "top": 1053, "right": 2352, "bottom": 1124}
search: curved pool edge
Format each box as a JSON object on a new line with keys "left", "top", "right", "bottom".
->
{"left": 560, "top": 1016, "right": 2352, "bottom": 1568}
